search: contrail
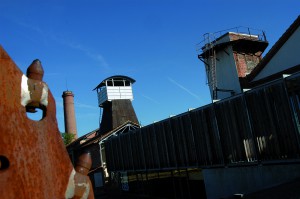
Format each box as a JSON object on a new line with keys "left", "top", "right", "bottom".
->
{"left": 67, "top": 42, "right": 110, "bottom": 70}
{"left": 167, "top": 77, "right": 201, "bottom": 101}
{"left": 141, "top": 94, "right": 160, "bottom": 104}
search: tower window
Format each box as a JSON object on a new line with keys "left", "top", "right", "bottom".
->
{"left": 125, "top": 80, "right": 130, "bottom": 86}
{"left": 107, "top": 80, "right": 113, "bottom": 86}
{"left": 113, "top": 80, "right": 125, "bottom": 86}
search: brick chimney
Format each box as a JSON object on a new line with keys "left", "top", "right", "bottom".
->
{"left": 62, "top": 91, "right": 78, "bottom": 139}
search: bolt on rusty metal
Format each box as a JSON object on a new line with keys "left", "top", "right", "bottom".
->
{"left": 25, "top": 59, "right": 45, "bottom": 113}
{"left": 71, "top": 152, "right": 94, "bottom": 199}
{"left": 0, "top": 45, "right": 94, "bottom": 199}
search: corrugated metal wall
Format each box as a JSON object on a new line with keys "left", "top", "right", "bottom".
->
{"left": 105, "top": 73, "right": 300, "bottom": 172}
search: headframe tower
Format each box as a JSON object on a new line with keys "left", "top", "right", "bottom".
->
{"left": 93, "top": 75, "right": 139, "bottom": 135}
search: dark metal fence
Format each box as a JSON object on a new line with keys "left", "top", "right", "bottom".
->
{"left": 105, "top": 73, "right": 300, "bottom": 172}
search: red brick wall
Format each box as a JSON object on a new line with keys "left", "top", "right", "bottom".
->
{"left": 234, "top": 52, "right": 262, "bottom": 77}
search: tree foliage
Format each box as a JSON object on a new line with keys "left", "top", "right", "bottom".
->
{"left": 61, "top": 133, "right": 75, "bottom": 145}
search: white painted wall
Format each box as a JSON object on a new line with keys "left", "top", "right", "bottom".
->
{"left": 98, "top": 86, "right": 133, "bottom": 106}
{"left": 107, "top": 86, "right": 133, "bottom": 100}
{"left": 206, "top": 45, "right": 241, "bottom": 100}
{"left": 254, "top": 27, "right": 300, "bottom": 81}
{"left": 215, "top": 46, "right": 241, "bottom": 99}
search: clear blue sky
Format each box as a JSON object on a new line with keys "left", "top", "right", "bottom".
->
{"left": 1, "top": 0, "right": 299, "bottom": 137}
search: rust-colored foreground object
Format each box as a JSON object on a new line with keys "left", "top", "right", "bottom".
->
{"left": 0, "top": 45, "right": 94, "bottom": 199}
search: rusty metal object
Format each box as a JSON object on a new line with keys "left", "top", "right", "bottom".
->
{"left": 72, "top": 153, "right": 94, "bottom": 199}
{"left": 0, "top": 45, "right": 94, "bottom": 199}
{"left": 26, "top": 59, "right": 44, "bottom": 81}
{"left": 24, "top": 59, "right": 47, "bottom": 113}
{"left": 75, "top": 152, "right": 92, "bottom": 175}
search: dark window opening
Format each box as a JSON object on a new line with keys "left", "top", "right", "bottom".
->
{"left": 114, "top": 80, "right": 125, "bottom": 86}
{"left": 107, "top": 80, "right": 113, "bottom": 86}
{"left": 125, "top": 80, "right": 130, "bottom": 86}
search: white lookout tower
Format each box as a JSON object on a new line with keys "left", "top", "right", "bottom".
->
{"left": 94, "top": 75, "right": 135, "bottom": 107}
{"left": 93, "top": 75, "right": 138, "bottom": 135}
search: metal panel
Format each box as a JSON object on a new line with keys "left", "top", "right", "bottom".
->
{"left": 105, "top": 72, "right": 300, "bottom": 172}
{"left": 180, "top": 113, "right": 198, "bottom": 167}
{"left": 153, "top": 122, "right": 170, "bottom": 168}
{"left": 150, "top": 125, "right": 161, "bottom": 169}
{"left": 105, "top": 140, "right": 114, "bottom": 171}
{"left": 215, "top": 95, "right": 257, "bottom": 164}
{"left": 119, "top": 133, "right": 131, "bottom": 170}
{"left": 141, "top": 126, "right": 155, "bottom": 169}
{"left": 189, "top": 105, "right": 224, "bottom": 166}
{"left": 170, "top": 117, "right": 187, "bottom": 167}
{"left": 162, "top": 119, "right": 178, "bottom": 168}
{"left": 284, "top": 74, "right": 300, "bottom": 156}
{"left": 245, "top": 80, "right": 300, "bottom": 161}
{"left": 130, "top": 130, "right": 145, "bottom": 170}
{"left": 113, "top": 137, "right": 123, "bottom": 170}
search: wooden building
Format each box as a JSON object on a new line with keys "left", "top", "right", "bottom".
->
{"left": 67, "top": 75, "right": 140, "bottom": 196}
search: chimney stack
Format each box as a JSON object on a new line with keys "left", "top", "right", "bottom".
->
{"left": 62, "top": 91, "right": 78, "bottom": 139}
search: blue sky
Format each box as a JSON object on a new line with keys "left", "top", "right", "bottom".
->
{"left": 1, "top": 0, "right": 299, "bottom": 137}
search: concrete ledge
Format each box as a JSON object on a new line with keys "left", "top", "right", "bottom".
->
{"left": 203, "top": 163, "right": 300, "bottom": 199}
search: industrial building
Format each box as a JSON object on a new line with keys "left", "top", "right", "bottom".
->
{"left": 65, "top": 15, "right": 300, "bottom": 198}
{"left": 103, "top": 15, "right": 300, "bottom": 199}
{"left": 198, "top": 28, "right": 268, "bottom": 100}
{"left": 66, "top": 75, "right": 140, "bottom": 196}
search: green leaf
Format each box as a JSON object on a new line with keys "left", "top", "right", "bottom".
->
{"left": 61, "top": 133, "right": 75, "bottom": 145}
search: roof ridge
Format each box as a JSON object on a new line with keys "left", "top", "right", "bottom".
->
{"left": 248, "top": 15, "right": 300, "bottom": 82}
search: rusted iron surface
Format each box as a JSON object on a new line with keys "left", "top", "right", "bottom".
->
{"left": 24, "top": 59, "right": 47, "bottom": 113}
{"left": 0, "top": 45, "right": 94, "bottom": 199}
{"left": 72, "top": 153, "right": 94, "bottom": 199}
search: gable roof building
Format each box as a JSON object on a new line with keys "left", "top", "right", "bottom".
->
{"left": 66, "top": 75, "right": 140, "bottom": 196}
{"left": 247, "top": 15, "right": 300, "bottom": 86}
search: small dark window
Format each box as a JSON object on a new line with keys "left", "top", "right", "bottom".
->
{"left": 107, "top": 80, "right": 113, "bottom": 86}
{"left": 114, "top": 80, "right": 124, "bottom": 86}
{"left": 125, "top": 80, "right": 130, "bottom": 86}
